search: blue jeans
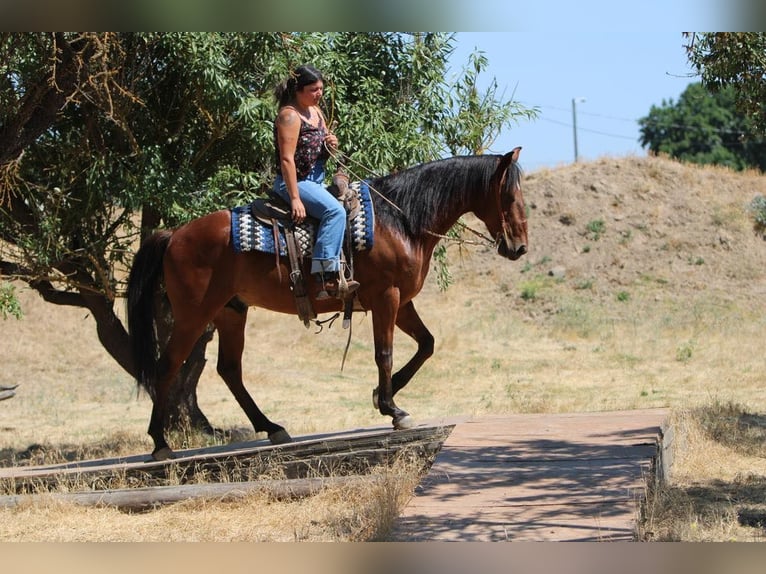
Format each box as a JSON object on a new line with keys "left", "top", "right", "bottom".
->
{"left": 272, "top": 162, "right": 345, "bottom": 274}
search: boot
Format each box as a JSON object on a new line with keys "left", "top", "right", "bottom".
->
{"left": 315, "top": 272, "right": 359, "bottom": 301}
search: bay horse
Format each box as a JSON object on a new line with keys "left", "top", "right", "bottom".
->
{"left": 127, "top": 147, "right": 527, "bottom": 460}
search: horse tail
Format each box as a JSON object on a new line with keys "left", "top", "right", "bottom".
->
{"left": 126, "top": 230, "right": 172, "bottom": 394}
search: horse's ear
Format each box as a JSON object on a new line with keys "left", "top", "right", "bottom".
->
{"left": 495, "top": 147, "right": 522, "bottom": 175}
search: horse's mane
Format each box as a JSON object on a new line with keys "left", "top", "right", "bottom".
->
{"left": 368, "top": 154, "right": 521, "bottom": 239}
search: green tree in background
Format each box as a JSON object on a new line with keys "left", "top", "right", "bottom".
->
{"left": 0, "top": 32, "right": 534, "bottom": 430}
{"left": 685, "top": 32, "right": 766, "bottom": 138}
{"left": 638, "top": 82, "right": 766, "bottom": 172}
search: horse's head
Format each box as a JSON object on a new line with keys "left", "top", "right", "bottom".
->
{"left": 481, "top": 147, "right": 528, "bottom": 261}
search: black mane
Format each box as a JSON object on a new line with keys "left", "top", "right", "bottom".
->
{"left": 368, "top": 155, "right": 520, "bottom": 239}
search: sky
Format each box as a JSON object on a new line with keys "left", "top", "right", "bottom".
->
{"left": 448, "top": 31, "right": 698, "bottom": 172}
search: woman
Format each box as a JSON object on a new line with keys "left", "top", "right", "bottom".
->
{"left": 272, "top": 64, "right": 359, "bottom": 300}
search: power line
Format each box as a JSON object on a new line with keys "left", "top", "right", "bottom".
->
{"left": 531, "top": 103, "right": 638, "bottom": 123}
{"left": 540, "top": 116, "right": 637, "bottom": 141}
{"left": 531, "top": 104, "right": 759, "bottom": 141}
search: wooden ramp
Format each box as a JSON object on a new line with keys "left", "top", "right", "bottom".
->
{"left": 391, "top": 408, "right": 670, "bottom": 542}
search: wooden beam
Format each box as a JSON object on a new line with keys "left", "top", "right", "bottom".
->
{"left": 0, "top": 475, "right": 382, "bottom": 512}
{"left": 3, "top": 424, "right": 454, "bottom": 493}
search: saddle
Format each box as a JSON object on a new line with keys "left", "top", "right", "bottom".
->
{"left": 250, "top": 172, "right": 360, "bottom": 328}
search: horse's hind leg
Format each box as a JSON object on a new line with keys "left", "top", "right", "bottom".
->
{"left": 213, "top": 304, "right": 292, "bottom": 445}
{"left": 148, "top": 325, "right": 208, "bottom": 460}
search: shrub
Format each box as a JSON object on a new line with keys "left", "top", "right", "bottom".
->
{"left": 616, "top": 290, "right": 630, "bottom": 302}
{"left": 0, "top": 282, "right": 23, "bottom": 320}
{"left": 586, "top": 218, "right": 606, "bottom": 240}
{"left": 748, "top": 194, "right": 766, "bottom": 235}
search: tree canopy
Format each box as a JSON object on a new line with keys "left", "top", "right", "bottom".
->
{"left": 0, "top": 32, "right": 535, "bottom": 426}
{"left": 686, "top": 32, "right": 766, "bottom": 137}
{"left": 638, "top": 82, "right": 766, "bottom": 172}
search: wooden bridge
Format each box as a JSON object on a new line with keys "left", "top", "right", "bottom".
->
{"left": 391, "top": 408, "right": 671, "bottom": 541}
{"left": 0, "top": 408, "right": 670, "bottom": 541}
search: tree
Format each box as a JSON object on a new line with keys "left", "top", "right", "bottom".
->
{"left": 0, "top": 32, "right": 534, "bottom": 433}
{"left": 638, "top": 82, "right": 766, "bottom": 172}
{"left": 685, "top": 32, "right": 766, "bottom": 137}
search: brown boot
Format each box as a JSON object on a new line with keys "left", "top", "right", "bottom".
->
{"left": 316, "top": 273, "right": 359, "bottom": 301}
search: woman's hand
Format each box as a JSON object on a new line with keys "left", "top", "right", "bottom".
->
{"left": 324, "top": 132, "right": 338, "bottom": 151}
{"left": 291, "top": 197, "right": 306, "bottom": 224}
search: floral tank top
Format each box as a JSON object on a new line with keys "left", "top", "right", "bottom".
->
{"left": 274, "top": 111, "right": 328, "bottom": 180}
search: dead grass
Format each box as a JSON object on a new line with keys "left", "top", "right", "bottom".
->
{"left": 640, "top": 403, "right": 766, "bottom": 541}
{"left": 0, "top": 451, "right": 426, "bottom": 542}
{"left": 2, "top": 154, "right": 766, "bottom": 540}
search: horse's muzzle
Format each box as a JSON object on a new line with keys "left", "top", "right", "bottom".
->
{"left": 497, "top": 237, "right": 527, "bottom": 261}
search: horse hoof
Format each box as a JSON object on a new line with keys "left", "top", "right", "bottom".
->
{"left": 269, "top": 429, "right": 293, "bottom": 445}
{"left": 152, "top": 447, "right": 174, "bottom": 461}
{"left": 372, "top": 388, "right": 379, "bottom": 409}
{"left": 393, "top": 415, "right": 414, "bottom": 430}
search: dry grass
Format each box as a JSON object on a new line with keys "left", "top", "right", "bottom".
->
{"left": 0, "top": 451, "right": 425, "bottom": 542}
{"left": 640, "top": 403, "right": 766, "bottom": 541}
{"left": 2, "top": 154, "right": 766, "bottom": 540}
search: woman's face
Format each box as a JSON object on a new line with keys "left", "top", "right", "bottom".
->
{"left": 297, "top": 80, "right": 324, "bottom": 107}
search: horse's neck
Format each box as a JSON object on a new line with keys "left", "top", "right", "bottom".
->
{"left": 428, "top": 186, "right": 480, "bottom": 236}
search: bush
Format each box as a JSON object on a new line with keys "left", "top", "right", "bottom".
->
{"left": 748, "top": 194, "right": 766, "bottom": 235}
{"left": 586, "top": 219, "right": 606, "bottom": 240}
{"left": 0, "top": 282, "right": 23, "bottom": 320}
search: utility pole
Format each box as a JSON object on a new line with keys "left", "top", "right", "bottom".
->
{"left": 572, "top": 97, "right": 586, "bottom": 162}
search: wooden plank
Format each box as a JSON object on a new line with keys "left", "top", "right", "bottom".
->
{"left": 0, "top": 423, "right": 447, "bottom": 478}
{"left": 0, "top": 475, "right": 381, "bottom": 511}
{"left": 1, "top": 424, "right": 454, "bottom": 493}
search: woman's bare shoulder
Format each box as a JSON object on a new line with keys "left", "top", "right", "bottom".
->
{"left": 276, "top": 106, "right": 301, "bottom": 128}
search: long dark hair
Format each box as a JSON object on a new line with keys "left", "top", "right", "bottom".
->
{"left": 274, "top": 65, "right": 324, "bottom": 107}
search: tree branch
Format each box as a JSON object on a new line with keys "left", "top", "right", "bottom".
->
{"left": 0, "top": 33, "right": 91, "bottom": 165}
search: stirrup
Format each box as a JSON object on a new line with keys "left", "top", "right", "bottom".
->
{"left": 316, "top": 276, "right": 360, "bottom": 301}
{"left": 338, "top": 279, "right": 360, "bottom": 299}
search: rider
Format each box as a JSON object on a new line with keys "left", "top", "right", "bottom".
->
{"left": 272, "top": 64, "right": 359, "bottom": 300}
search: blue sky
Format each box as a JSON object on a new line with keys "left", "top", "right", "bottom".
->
{"left": 449, "top": 32, "right": 698, "bottom": 172}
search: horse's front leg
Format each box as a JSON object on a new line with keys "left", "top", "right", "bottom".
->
{"left": 371, "top": 288, "right": 414, "bottom": 430}
{"left": 390, "top": 300, "right": 434, "bottom": 397}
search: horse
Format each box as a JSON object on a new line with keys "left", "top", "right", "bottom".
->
{"left": 126, "top": 147, "right": 528, "bottom": 460}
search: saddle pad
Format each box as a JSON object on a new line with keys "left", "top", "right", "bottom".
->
{"left": 230, "top": 180, "right": 375, "bottom": 256}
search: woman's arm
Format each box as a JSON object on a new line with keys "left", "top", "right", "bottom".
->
{"left": 275, "top": 107, "right": 306, "bottom": 223}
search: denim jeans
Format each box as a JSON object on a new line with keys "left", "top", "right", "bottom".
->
{"left": 272, "top": 161, "right": 345, "bottom": 274}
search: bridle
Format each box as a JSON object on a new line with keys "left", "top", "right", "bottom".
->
{"left": 493, "top": 162, "right": 526, "bottom": 253}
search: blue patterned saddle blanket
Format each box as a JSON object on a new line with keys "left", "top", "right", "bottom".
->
{"left": 230, "top": 180, "right": 374, "bottom": 256}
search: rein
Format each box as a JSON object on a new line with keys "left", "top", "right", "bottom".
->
{"left": 326, "top": 146, "right": 498, "bottom": 249}
{"left": 426, "top": 222, "right": 495, "bottom": 247}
